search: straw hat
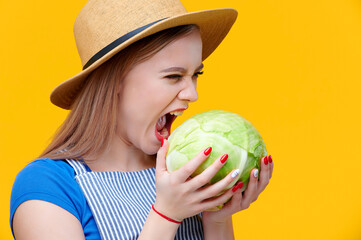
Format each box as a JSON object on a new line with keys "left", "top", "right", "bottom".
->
{"left": 50, "top": 0, "right": 238, "bottom": 109}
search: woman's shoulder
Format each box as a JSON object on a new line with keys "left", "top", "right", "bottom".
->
{"left": 19, "top": 157, "right": 75, "bottom": 174}
{"left": 12, "top": 158, "right": 77, "bottom": 191}
{"left": 10, "top": 158, "right": 86, "bottom": 225}
{"left": 12, "top": 158, "right": 77, "bottom": 190}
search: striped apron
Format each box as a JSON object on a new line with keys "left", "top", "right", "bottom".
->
{"left": 66, "top": 159, "right": 204, "bottom": 240}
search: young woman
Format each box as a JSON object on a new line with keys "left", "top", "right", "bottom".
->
{"left": 10, "top": 0, "right": 273, "bottom": 239}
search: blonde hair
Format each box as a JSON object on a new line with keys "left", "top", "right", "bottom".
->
{"left": 40, "top": 24, "right": 199, "bottom": 160}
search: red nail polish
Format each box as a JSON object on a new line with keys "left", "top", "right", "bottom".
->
{"left": 232, "top": 182, "right": 243, "bottom": 192}
{"left": 220, "top": 154, "right": 228, "bottom": 164}
{"left": 264, "top": 156, "right": 268, "bottom": 165}
{"left": 204, "top": 147, "right": 212, "bottom": 156}
{"left": 268, "top": 155, "right": 273, "bottom": 163}
{"left": 161, "top": 138, "right": 164, "bottom": 147}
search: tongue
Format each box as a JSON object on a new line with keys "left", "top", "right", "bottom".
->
{"left": 156, "top": 115, "right": 166, "bottom": 131}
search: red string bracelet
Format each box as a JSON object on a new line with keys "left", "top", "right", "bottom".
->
{"left": 151, "top": 204, "right": 182, "bottom": 224}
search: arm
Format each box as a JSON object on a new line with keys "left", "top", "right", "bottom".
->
{"left": 202, "top": 155, "right": 274, "bottom": 240}
{"left": 13, "top": 200, "right": 85, "bottom": 240}
{"left": 138, "top": 208, "right": 180, "bottom": 239}
{"left": 138, "top": 139, "right": 240, "bottom": 239}
{"left": 203, "top": 216, "right": 234, "bottom": 240}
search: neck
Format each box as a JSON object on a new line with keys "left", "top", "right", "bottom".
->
{"left": 85, "top": 135, "right": 156, "bottom": 172}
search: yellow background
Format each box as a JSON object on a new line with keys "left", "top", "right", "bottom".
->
{"left": 1, "top": 0, "right": 361, "bottom": 239}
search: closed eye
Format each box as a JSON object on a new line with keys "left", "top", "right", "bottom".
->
{"left": 193, "top": 71, "right": 204, "bottom": 78}
{"left": 165, "top": 74, "right": 182, "bottom": 80}
{"left": 165, "top": 71, "right": 204, "bottom": 81}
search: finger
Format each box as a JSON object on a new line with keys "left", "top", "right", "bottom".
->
{"left": 201, "top": 183, "right": 240, "bottom": 212}
{"left": 196, "top": 168, "right": 240, "bottom": 199}
{"left": 155, "top": 138, "right": 168, "bottom": 173}
{"left": 269, "top": 155, "right": 274, "bottom": 179}
{"left": 242, "top": 168, "right": 259, "bottom": 209}
{"left": 189, "top": 154, "right": 229, "bottom": 190}
{"left": 257, "top": 156, "right": 270, "bottom": 193}
{"left": 173, "top": 146, "right": 213, "bottom": 182}
{"left": 220, "top": 183, "right": 244, "bottom": 213}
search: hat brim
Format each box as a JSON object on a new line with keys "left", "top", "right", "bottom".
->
{"left": 50, "top": 8, "right": 238, "bottom": 109}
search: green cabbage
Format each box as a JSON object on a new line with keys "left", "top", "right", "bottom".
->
{"left": 166, "top": 110, "right": 267, "bottom": 206}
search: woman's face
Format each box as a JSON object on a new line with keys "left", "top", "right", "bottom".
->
{"left": 116, "top": 29, "right": 203, "bottom": 155}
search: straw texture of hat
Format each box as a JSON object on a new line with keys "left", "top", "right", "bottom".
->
{"left": 50, "top": 0, "right": 238, "bottom": 109}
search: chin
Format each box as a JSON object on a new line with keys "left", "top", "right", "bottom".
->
{"left": 144, "top": 149, "right": 159, "bottom": 156}
{"left": 141, "top": 141, "right": 161, "bottom": 156}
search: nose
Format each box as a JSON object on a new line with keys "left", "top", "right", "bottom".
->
{"left": 177, "top": 78, "right": 198, "bottom": 102}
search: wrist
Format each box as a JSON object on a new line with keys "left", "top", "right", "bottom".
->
{"left": 203, "top": 211, "right": 232, "bottom": 225}
{"left": 138, "top": 207, "right": 180, "bottom": 240}
{"left": 203, "top": 216, "right": 234, "bottom": 240}
{"left": 152, "top": 204, "right": 182, "bottom": 224}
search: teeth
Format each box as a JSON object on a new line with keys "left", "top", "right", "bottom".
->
{"left": 159, "top": 127, "right": 169, "bottom": 137}
{"left": 156, "top": 115, "right": 166, "bottom": 131}
{"left": 169, "top": 111, "right": 184, "bottom": 116}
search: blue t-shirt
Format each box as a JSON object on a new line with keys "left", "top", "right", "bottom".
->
{"left": 10, "top": 158, "right": 101, "bottom": 239}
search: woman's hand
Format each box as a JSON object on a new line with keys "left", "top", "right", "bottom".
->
{"left": 202, "top": 155, "right": 274, "bottom": 224}
{"left": 153, "top": 139, "right": 241, "bottom": 222}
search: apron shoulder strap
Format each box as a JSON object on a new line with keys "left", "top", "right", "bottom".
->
{"left": 66, "top": 159, "right": 89, "bottom": 175}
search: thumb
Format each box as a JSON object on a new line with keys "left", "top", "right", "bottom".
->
{"left": 156, "top": 138, "right": 169, "bottom": 173}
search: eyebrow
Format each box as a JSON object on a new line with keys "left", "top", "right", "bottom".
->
{"left": 160, "top": 63, "right": 204, "bottom": 73}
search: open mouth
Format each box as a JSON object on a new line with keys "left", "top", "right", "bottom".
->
{"left": 155, "top": 110, "right": 184, "bottom": 141}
